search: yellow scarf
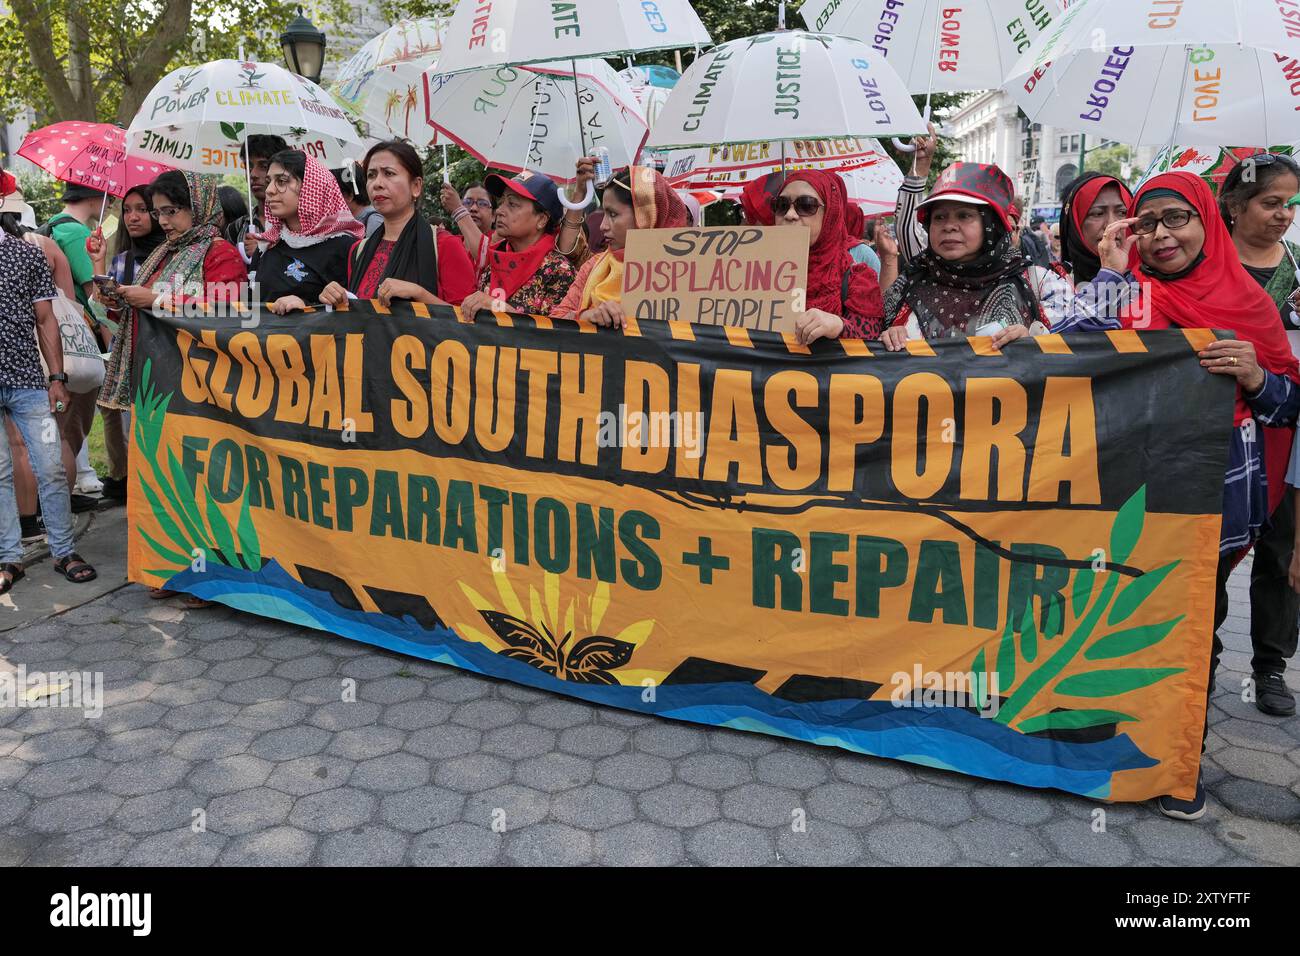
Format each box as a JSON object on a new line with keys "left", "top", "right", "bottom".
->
{"left": 578, "top": 250, "right": 624, "bottom": 311}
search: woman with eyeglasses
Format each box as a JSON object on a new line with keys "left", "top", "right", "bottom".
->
{"left": 441, "top": 181, "right": 497, "bottom": 272}
{"left": 880, "top": 163, "right": 1078, "bottom": 350}
{"left": 770, "top": 170, "right": 885, "bottom": 345}
{"left": 1215, "top": 152, "right": 1300, "bottom": 720}
{"left": 99, "top": 170, "right": 247, "bottom": 608}
{"left": 549, "top": 166, "right": 689, "bottom": 328}
{"left": 251, "top": 150, "right": 365, "bottom": 315}
{"left": 1054, "top": 170, "right": 1300, "bottom": 821}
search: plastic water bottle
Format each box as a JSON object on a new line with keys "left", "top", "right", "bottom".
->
{"left": 592, "top": 147, "right": 613, "bottom": 187}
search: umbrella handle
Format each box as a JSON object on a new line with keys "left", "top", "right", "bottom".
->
{"left": 559, "top": 180, "right": 595, "bottom": 212}
{"left": 891, "top": 137, "right": 918, "bottom": 153}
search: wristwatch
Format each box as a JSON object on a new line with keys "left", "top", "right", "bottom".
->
{"left": 48, "top": 373, "right": 69, "bottom": 384}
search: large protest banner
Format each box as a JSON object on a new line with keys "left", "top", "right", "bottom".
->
{"left": 128, "top": 303, "right": 1234, "bottom": 802}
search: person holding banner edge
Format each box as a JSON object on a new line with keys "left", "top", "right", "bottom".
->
{"left": 1219, "top": 153, "right": 1300, "bottom": 718}
{"left": 1057, "top": 170, "right": 1300, "bottom": 820}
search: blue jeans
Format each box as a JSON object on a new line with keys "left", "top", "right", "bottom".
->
{"left": 0, "top": 387, "right": 75, "bottom": 562}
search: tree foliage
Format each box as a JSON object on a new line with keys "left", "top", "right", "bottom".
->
{"left": 0, "top": 0, "right": 353, "bottom": 126}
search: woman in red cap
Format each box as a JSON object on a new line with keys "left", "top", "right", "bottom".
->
{"left": 1058, "top": 170, "right": 1300, "bottom": 821}
{"left": 881, "top": 162, "right": 1077, "bottom": 349}
{"left": 459, "top": 170, "right": 576, "bottom": 319}
{"left": 770, "top": 169, "right": 885, "bottom": 344}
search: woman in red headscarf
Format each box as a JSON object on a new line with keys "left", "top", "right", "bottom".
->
{"left": 1058, "top": 172, "right": 1134, "bottom": 285}
{"left": 551, "top": 166, "right": 688, "bottom": 327}
{"left": 1057, "top": 170, "right": 1300, "bottom": 821}
{"left": 771, "top": 169, "right": 884, "bottom": 344}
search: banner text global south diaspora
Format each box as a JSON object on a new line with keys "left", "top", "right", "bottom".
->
{"left": 176, "top": 442, "right": 1081, "bottom": 628}
{"left": 175, "top": 329, "right": 1103, "bottom": 505}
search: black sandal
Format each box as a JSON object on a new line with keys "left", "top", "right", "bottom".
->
{"left": 0, "top": 563, "right": 24, "bottom": 595}
{"left": 53, "top": 553, "right": 97, "bottom": 584}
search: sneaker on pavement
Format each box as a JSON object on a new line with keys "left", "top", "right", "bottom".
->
{"left": 1254, "top": 672, "right": 1296, "bottom": 717}
{"left": 73, "top": 474, "right": 103, "bottom": 495}
{"left": 1158, "top": 778, "right": 1206, "bottom": 821}
{"left": 18, "top": 514, "right": 43, "bottom": 543}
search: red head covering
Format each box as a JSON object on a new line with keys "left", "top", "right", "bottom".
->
{"left": 254, "top": 152, "right": 364, "bottom": 247}
{"left": 782, "top": 169, "right": 882, "bottom": 322}
{"left": 1120, "top": 172, "right": 1300, "bottom": 426}
{"left": 1067, "top": 175, "right": 1133, "bottom": 253}
{"left": 740, "top": 174, "right": 777, "bottom": 226}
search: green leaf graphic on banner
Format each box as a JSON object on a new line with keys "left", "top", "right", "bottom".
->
{"left": 971, "top": 648, "right": 987, "bottom": 711}
{"left": 1044, "top": 598, "right": 1063, "bottom": 640}
{"left": 237, "top": 490, "right": 261, "bottom": 572}
{"left": 220, "top": 121, "right": 245, "bottom": 142}
{"left": 1110, "top": 486, "right": 1146, "bottom": 565}
{"left": 1085, "top": 616, "right": 1184, "bottom": 661}
{"left": 995, "top": 612, "right": 1016, "bottom": 690}
{"left": 1108, "top": 561, "right": 1179, "bottom": 626}
{"left": 1071, "top": 565, "right": 1094, "bottom": 617}
{"left": 1019, "top": 602, "right": 1038, "bottom": 663}
{"left": 1018, "top": 709, "right": 1138, "bottom": 733}
{"left": 205, "top": 488, "right": 238, "bottom": 568}
{"left": 1054, "top": 667, "right": 1183, "bottom": 697}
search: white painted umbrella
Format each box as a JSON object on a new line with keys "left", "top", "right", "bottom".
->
{"left": 423, "top": 60, "right": 648, "bottom": 183}
{"left": 659, "top": 136, "right": 903, "bottom": 213}
{"left": 618, "top": 65, "right": 679, "bottom": 129}
{"left": 330, "top": 17, "right": 448, "bottom": 142}
{"left": 646, "top": 31, "right": 926, "bottom": 151}
{"left": 800, "top": 0, "right": 1064, "bottom": 94}
{"left": 431, "top": 0, "right": 712, "bottom": 76}
{"left": 1006, "top": 0, "right": 1300, "bottom": 148}
{"left": 127, "top": 60, "right": 364, "bottom": 181}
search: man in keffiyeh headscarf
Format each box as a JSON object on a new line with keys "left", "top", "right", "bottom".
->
{"left": 99, "top": 170, "right": 248, "bottom": 410}
{"left": 551, "top": 166, "right": 689, "bottom": 327}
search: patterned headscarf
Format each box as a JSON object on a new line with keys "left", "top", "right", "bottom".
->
{"left": 252, "top": 153, "right": 363, "bottom": 248}
{"left": 99, "top": 172, "right": 225, "bottom": 411}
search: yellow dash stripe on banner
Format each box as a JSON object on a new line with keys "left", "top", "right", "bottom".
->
{"left": 781, "top": 332, "right": 811, "bottom": 354}
{"left": 1182, "top": 327, "right": 1217, "bottom": 351}
{"left": 532, "top": 316, "right": 554, "bottom": 331}
{"left": 575, "top": 319, "right": 598, "bottom": 333}
{"left": 493, "top": 312, "right": 514, "bottom": 328}
{"left": 1035, "top": 334, "right": 1073, "bottom": 355}
{"left": 1106, "top": 330, "right": 1147, "bottom": 353}
{"left": 724, "top": 326, "right": 754, "bottom": 348}
{"left": 411, "top": 302, "right": 431, "bottom": 319}
{"left": 840, "top": 338, "right": 871, "bottom": 357}
{"left": 668, "top": 321, "right": 696, "bottom": 341}
{"left": 905, "top": 339, "right": 937, "bottom": 357}
{"left": 370, "top": 300, "right": 391, "bottom": 316}
{"left": 968, "top": 335, "right": 1000, "bottom": 357}
{"left": 335, "top": 300, "right": 351, "bottom": 313}
{"left": 621, "top": 317, "right": 642, "bottom": 336}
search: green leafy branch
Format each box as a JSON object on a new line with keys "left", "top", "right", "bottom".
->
{"left": 134, "top": 358, "right": 261, "bottom": 578}
{"left": 973, "top": 486, "right": 1185, "bottom": 733}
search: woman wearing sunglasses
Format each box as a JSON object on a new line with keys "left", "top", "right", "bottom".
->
{"left": 1054, "top": 171, "right": 1300, "bottom": 821}
{"left": 770, "top": 170, "right": 885, "bottom": 345}
{"left": 1217, "top": 152, "right": 1300, "bottom": 720}
{"left": 550, "top": 166, "right": 689, "bottom": 328}
{"left": 880, "top": 163, "right": 1077, "bottom": 350}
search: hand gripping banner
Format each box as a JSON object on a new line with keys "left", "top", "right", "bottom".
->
{"left": 128, "top": 303, "right": 1235, "bottom": 802}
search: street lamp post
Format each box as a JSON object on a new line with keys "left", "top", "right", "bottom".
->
{"left": 281, "top": 7, "right": 327, "bottom": 86}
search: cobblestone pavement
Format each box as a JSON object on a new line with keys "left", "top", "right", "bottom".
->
{"left": 0, "top": 557, "right": 1296, "bottom": 866}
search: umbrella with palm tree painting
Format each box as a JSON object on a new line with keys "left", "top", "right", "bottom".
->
{"left": 330, "top": 17, "right": 448, "bottom": 142}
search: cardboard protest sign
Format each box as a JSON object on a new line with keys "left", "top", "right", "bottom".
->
{"left": 621, "top": 226, "right": 809, "bottom": 333}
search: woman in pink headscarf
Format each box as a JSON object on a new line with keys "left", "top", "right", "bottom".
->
{"left": 251, "top": 149, "right": 364, "bottom": 314}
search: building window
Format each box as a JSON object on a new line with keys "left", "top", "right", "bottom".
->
{"left": 1070, "top": 134, "right": 1080, "bottom": 152}
{"left": 1060, "top": 135, "right": 1069, "bottom": 153}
